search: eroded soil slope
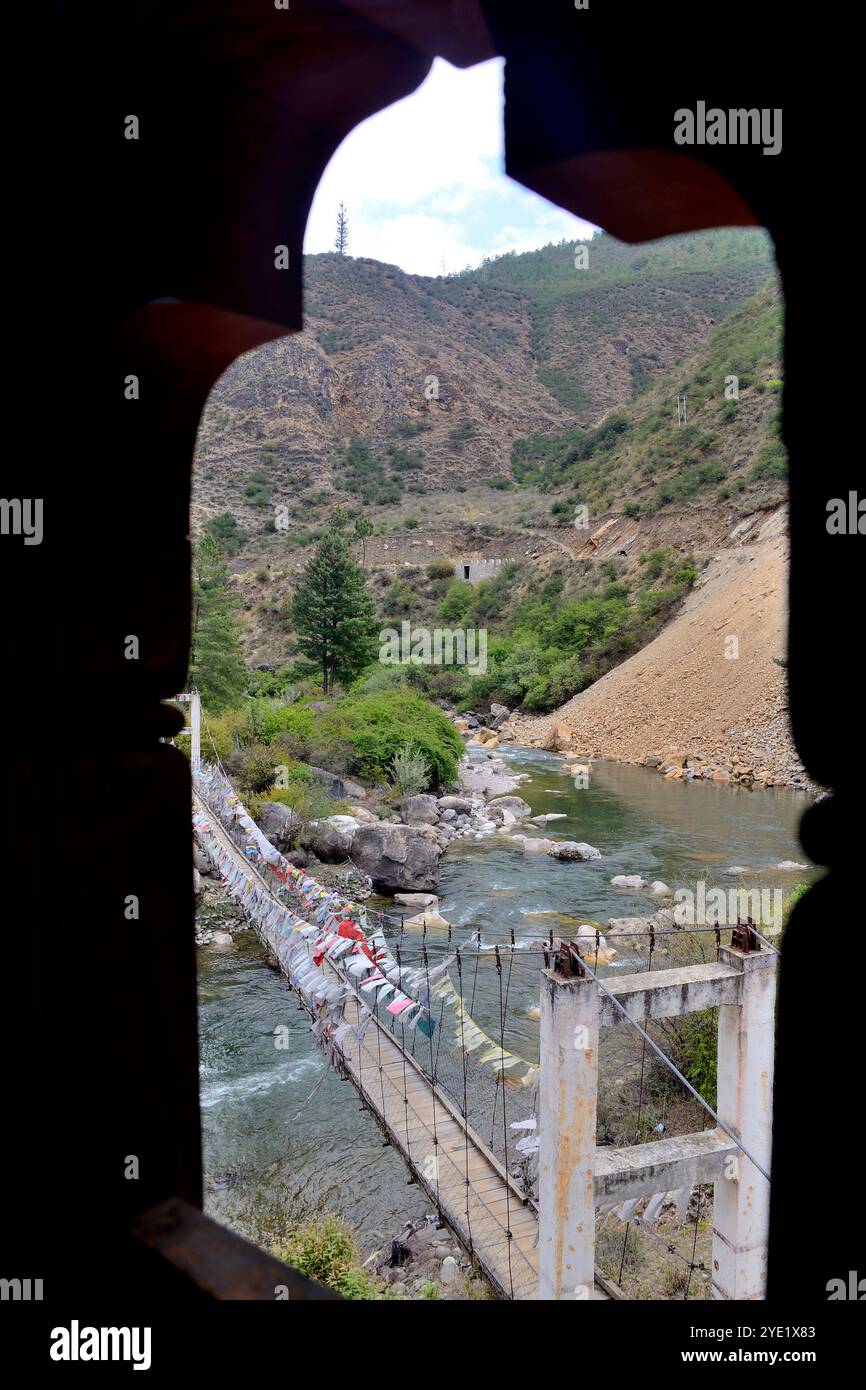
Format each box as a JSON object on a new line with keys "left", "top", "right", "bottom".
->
{"left": 513, "top": 509, "right": 806, "bottom": 786}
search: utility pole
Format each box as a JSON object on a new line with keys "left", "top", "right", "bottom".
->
{"left": 676, "top": 394, "right": 687, "bottom": 426}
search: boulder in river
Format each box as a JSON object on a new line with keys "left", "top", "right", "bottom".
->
{"left": 575, "top": 923, "right": 617, "bottom": 964}
{"left": 468, "top": 728, "right": 499, "bottom": 749}
{"left": 610, "top": 873, "right": 649, "bottom": 889}
{"left": 607, "top": 908, "right": 679, "bottom": 942}
{"left": 302, "top": 814, "right": 359, "bottom": 863}
{"left": 488, "top": 703, "right": 511, "bottom": 730}
{"left": 523, "top": 837, "right": 555, "bottom": 854}
{"left": 403, "top": 910, "right": 452, "bottom": 932}
{"left": 394, "top": 892, "right": 439, "bottom": 910}
{"left": 400, "top": 794, "right": 440, "bottom": 825}
{"left": 257, "top": 801, "right": 303, "bottom": 850}
{"left": 548, "top": 841, "right": 601, "bottom": 861}
{"left": 487, "top": 795, "right": 531, "bottom": 819}
{"left": 351, "top": 823, "right": 443, "bottom": 892}
{"left": 437, "top": 794, "right": 474, "bottom": 815}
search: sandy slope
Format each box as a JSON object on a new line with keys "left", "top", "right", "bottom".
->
{"left": 512, "top": 509, "right": 807, "bottom": 786}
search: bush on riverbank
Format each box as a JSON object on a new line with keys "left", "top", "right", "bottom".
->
{"left": 331, "top": 690, "right": 463, "bottom": 788}
{"left": 274, "top": 1214, "right": 395, "bottom": 1300}
{"left": 197, "top": 689, "right": 463, "bottom": 793}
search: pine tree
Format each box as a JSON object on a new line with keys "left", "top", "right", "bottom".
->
{"left": 291, "top": 525, "right": 377, "bottom": 693}
{"left": 189, "top": 532, "right": 248, "bottom": 711}
{"left": 335, "top": 202, "right": 349, "bottom": 256}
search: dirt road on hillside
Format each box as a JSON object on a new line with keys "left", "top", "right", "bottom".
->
{"left": 513, "top": 509, "right": 809, "bottom": 787}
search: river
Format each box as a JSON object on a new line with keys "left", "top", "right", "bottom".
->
{"left": 197, "top": 746, "right": 816, "bottom": 1255}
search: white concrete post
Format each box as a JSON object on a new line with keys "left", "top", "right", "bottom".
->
{"left": 712, "top": 945, "right": 777, "bottom": 1299}
{"left": 190, "top": 690, "right": 201, "bottom": 775}
{"left": 538, "top": 961, "right": 599, "bottom": 1300}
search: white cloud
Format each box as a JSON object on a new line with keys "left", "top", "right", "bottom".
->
{"left": 304, "top": 56, "right": 597, "bottom": 277}
{"left": 360, "top": 213, "right": 487, "bottom": 278}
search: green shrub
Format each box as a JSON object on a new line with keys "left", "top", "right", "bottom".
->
{"left": 275, "top": 1215, "right": 392, "bottom": 1300}
{"left": 750, "top": 443, "right": 788, "bottom": 480}
{"left": 662, "top": 1009, "right": 718, "bottom": 1110}
{"left": 277, "top": 782, "right": 348, "bottom": 842}
{"left": 205, "top": 511, "right": 248, "bottom": 556}
{"left": 328, "top": 690, "right": 463, "bottom": 789}
{"left": 427, "top": 559, "right": 455, "bottom": 580}
{"left": 353, "top": 665, "right": 411, "bottom": 696}
{"left": 232, "top": 743, "right": 281, "bottom": 795}
{"left": 382, "top": 579, "right": 415, "bottom": 616}
{"left": 243, "top": 701, "right": 317, "bottom": 747}
{"left": 784, "top": 882, "right": 810, "bottom": 925}
{"left": 391, "top": 744, "right": 430, "bottom": 795}
{"left": 303, "top": 732, "right": 356, "bottom": 776}
{"left": 438, "top": 581, "right": 474, "bottom": 623}
{"left": 200, "top": 708, "right": 247, "bottom": 759}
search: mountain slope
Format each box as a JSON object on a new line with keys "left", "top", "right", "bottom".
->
{"left": 456, "top": 227, "right": 775, "bottom": 419}
{"left": 192, "top": 228, "right": 775, "bottom": 534}
{"left": 512, "top": 275, "right": 785, "bottom": 519}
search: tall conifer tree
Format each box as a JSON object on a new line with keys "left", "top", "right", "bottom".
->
{"left": 189, "top": 531, "right": 248, "bottom": 711}
{"left": 291, "top": 525, "right": 377, "bottom": 693}
{"left": 335, "top": 202, "right": 349, "bottom": 256}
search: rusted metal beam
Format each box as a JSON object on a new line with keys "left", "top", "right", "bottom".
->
{"left": 129, "top": 1199, "right": 340, "bottom": 1300}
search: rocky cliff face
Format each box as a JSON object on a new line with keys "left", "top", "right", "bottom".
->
{"left": 192, "top": 230, "right": 775, "bottom": 532}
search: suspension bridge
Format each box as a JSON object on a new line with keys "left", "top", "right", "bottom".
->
{"left": 185, "top": 695, "right": 778, "bottom": 1302}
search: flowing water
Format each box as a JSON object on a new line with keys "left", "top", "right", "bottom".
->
{"left": 198, "top": 747, "right": 817, "bottom": 1251}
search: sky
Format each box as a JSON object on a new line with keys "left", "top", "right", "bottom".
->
{"left": 303, "top": 57, "right": 598, "bottom": 277}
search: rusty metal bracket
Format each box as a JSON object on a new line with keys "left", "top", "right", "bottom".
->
{"left": 731, "top": 917, "right": 761, "bottom": 952}
{"left": 551, "top": 938, "right": 587, "bottom": 977}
